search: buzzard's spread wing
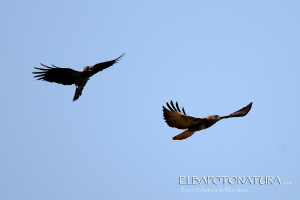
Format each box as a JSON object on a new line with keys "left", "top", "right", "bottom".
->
{"left": 163, "top": 100, "right": 205, "bottom": 129}
{"left": 82, "top": 54, "right": 125, "bottom": 77}
{"left": 220, "top": 102, "right": 253, "bottom": 119}
{"left": 33, "top": 63, "right": 79, "bottom": 85}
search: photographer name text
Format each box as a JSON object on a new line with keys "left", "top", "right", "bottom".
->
{"left": 179, "top": 176, "right": 283, "bottom": 185}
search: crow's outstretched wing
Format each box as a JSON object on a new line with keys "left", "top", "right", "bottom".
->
{"left": 83, "top": 54, "right": 125, "bottom": 77}
{"left": 220, "top": 102, "right": 253, "bottom": 119}
{"left": 163, "top": 100, "right": 206, "bottom": 129}
{"left": 33, "top": 63, "right": 79, "bottom": 85}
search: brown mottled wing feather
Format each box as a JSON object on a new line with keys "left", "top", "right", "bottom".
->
{"left": 220, "top": 102, "right": 253, "bottom": 119}
{"left": 83, "top": 54, "right": 125, "bottom": 77}
{"left": 33, "top": 63, "right": 79, "bottom": 85}
{"left": 163, "top": 101, "right": 205, "bottom": 129}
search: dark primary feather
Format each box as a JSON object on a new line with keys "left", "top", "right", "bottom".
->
{"left": 163, "top": 101, "right": 205, "bottom": 129}
{"left": 82, "top": 53, "right": 125, "bottom": 77}
{"left": 33, "top": 63, "right": 79, "bottom": 85}
{"left": 166, "top": 100, "right": 186, "bottom": 113}
{"left": 220, "top": 102, "right": 253, "bottom": 119}
{"left": 166, "top": 102, "right": 174, "bottom": 111}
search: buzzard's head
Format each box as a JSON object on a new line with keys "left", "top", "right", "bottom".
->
{"left": 205, "top": 115, "right": 221, "bottom": 121}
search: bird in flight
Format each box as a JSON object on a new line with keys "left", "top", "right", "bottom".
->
{"left": 163, "top": 101, "right": 253, "bottom": 140}
{"left": 33, "top": 54, "right": 125, "bottom": 101}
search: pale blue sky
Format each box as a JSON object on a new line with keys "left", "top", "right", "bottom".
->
{"left": 0, "top": 0, "right": 299, "bottom": 199}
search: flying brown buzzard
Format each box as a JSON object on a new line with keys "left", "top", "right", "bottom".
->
{"left": 163, "top": 101, "right": 253, "bottom": 140}
{"left": 33, "top": 54, "right": 124, "bottom": 101}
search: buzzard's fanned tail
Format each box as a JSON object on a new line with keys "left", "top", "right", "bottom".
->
{"left": 172, "top": 129, "right": 196, "bottom": 140}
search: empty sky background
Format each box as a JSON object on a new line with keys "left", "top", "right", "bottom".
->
{"left": 1, "top": 0, "right": 299, "bottom": 199}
